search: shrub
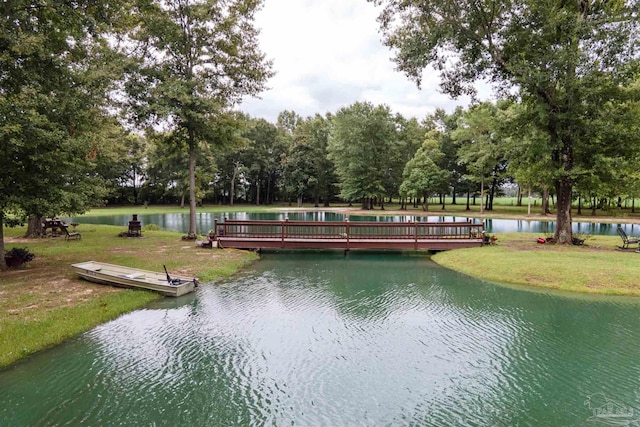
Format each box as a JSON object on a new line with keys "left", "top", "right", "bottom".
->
{"left": 143, "top": 224, "right": 162, "bottom": 231}
{"left": 4, "top": 247, "right": 36, "bottom": 268}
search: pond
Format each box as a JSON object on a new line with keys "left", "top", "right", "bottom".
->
{"left": 1, "top": 253, "right": 640, "bottom": 425}
{"left": 69, "top": 211, "right": 639, "bottom": 236}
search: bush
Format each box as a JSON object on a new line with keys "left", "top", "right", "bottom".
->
{"left": 4, "top": 247, "right": 36, "bottom": 268}
{"left": 143, "top": 224, "right": 162, "bottom": 231}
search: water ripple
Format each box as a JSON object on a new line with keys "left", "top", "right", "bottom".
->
{"left": 2, "top": 254, "right": 640, "bottom": 426}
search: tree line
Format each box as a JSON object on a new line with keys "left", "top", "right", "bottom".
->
{"left": 95, "top": 98, "right": 640, "bottom": 220}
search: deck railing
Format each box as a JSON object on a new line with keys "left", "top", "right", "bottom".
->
{"left": 215, "top": 219, "right": 484, "bottom": 241}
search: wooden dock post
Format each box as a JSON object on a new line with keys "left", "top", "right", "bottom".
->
{"left": 345, "top": 218, "right": 350, "bottom": 253}
{"left": 281, "top": 217, "right": 288, "bottom": 248}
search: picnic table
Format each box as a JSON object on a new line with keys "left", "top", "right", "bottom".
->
{"left": 42, "top": 218, "right": 68, "bottom": 236}
{"left": 42, "top": 218, "right": 81, "bottom": 239}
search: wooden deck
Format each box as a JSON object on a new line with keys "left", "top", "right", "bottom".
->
{"left": 215, "top": 219, "right": 485, "bottom": 251}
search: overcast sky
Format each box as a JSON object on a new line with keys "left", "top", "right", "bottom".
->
{"left": 239, "top": 0, "right": 492, "bottom": 123}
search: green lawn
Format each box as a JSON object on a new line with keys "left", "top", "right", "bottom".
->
{"left": 0, "top": 224, "right": 258, "bottom": 368}
{"left": 433, "top": 233, "right": 640, "bottom": 296}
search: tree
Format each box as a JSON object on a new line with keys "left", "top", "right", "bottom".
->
{"left": 283, "top": 114, "right": 336, "bottom": 207}
{"left": 453, "top": 103, "right": 505, "bottom": 214}
{"left": 400, "top": 131, "right": 449, "bottom": 211}
{"left": 242, "top": 118, "right": 286, "bottom": 205}
{"left": 0, "top": 1, "right": 127, "bottom": 268}
{"left": 328, "top": 102, "right": 396, "bottom": 209}
{"left": 125, "top": 0, "right": 273, "bottom": 238}
{"left": 388, "top": 114, "right": 424, "bottom": 208}
{"left": 424, "top": 108, "right": 466, "bottom": 206}
{"left": 372, "top": 0, "right": 640, "bottom": 243}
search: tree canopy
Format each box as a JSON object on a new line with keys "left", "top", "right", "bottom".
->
{"left": 0, "top": 1, "right": 128, "bottom": 268}
{"left": 372, "top": 0, "right": 640, "bottom": 243}
{"left": 124, "top": 0, "right": 273, "bottom": 237}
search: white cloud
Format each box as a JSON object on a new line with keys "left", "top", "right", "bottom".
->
{"left": 240, "top": 0, "right": 491, "bottom": 122}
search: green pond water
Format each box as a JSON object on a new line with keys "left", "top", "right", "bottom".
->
{"left": 2, "top": 252, "right": 640, "bottom": 426}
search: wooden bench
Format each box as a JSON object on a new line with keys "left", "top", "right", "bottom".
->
{"left": 63, "top": 225, "right": 81, "bottom": 241}
{"left": 616, "top": 225, "right": 638, "bottom": 250}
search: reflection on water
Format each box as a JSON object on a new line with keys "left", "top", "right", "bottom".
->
{"left": 1, "top": 253, "right": 640, "bottom": 426}
{"left": 70, "top": 211, "right": 637, "bottom": 236}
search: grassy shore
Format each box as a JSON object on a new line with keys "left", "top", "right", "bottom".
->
{"left": 433, "top": 232, "right": 640, "bottom": 296}
{"left": 0, "top": 223, "right": 257, "bottom": 368}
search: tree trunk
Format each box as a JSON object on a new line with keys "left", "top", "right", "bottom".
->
{"left": 256, "top": 179, "right": 260, "bottom": 206}
{"left": 577, "top": 194, "right": 582, "bottom": 215}
{"left": 517, "top": 185, "right": 523, "bottom": 206}
{"left": 554, "top": 177, "right": 573, "bottom": 244}
{"left": 0, "top": 210, "right": 6, "bottom": 270}
{"left": 180, "top": 191, "right": 185, "bottom": 208}
{"left": 480, "top": 177, "right": 485, "bottom": 214}
{"left": 266, "top": 174, "right": 272, "bottom": 205}
{"left": 297, "top": 195, "right": 302, "bottom": 207}
{"left": 441, "top": 193, "right": 445, "bottom": 210}
{"left": 132, "top": 168, "right": 139, "bottom": 205}
{"left": 633, "top": 198, "right": 636, "bottom": 214}
{"left": 541, "top": 188, "right": 549, "bottom": 216}
{"left": 422, "top": 193, "right": 429, "bottom": 211}
{"left": 187, "top": 129, "right": 198, "bottom": 239}
{"left": 466, "top": 192, "right": 470, "bottom": 211}
{"left": 488, "top": 172, "right": 498, "bottom": 210}
{"left": 25, "top": 216, "right": 44, "bottom": 238}
{"left": 452, "top": 187, "right": 457, "bottom": 205}
{"left": 527, "top": 186, "right": 532, "bottom": 216}
{"left": 230, "top": 163, "right": 238, "bottom": 207}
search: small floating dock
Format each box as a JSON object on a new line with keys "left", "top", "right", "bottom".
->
{"left": 215, "top": 219, "right": 485, "bottom": 251}
{"left": 72, "top": 261, "right": 198, "bottom": 297}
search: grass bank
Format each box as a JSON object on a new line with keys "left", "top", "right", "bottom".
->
{"left": 0, "top": 224, "right": 258, "bottom": 368}
{"left": 433, "top": 233, "right": 640, "bottom": 296}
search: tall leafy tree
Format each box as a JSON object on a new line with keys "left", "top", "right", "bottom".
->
{"left": 328, "top": 102, "right": 396, "bottom": 209}
{"left": 284, "top": 114, "right": 336, "bottom": 207}
{"left": 388, "top": 114, "right": 424, "bottom": 206}
{"left": 372, "top": 0, "right": 640, "bottom": 243}
{"left": 125, "top": 0, "right": 273, "bottom": 238}
{"left": 0, "top": 1, "right": 127, "bottom": 268}
{"left": 425, "top": 107, "right": 466, "bottom": 206}
{"left": 242, "top": 118, "right": 286, "bottom": 205}
{"left": 453, "top": 103, "right": 504, "bottom": 214}
{"left": 400, "top": 131, "right": 449, "bottom": 211}
{"left": 90, "top": 119, "right": 144, "bottom": 205}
